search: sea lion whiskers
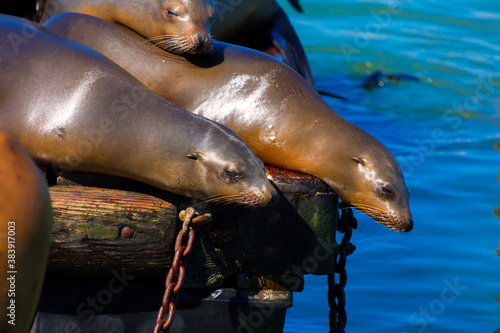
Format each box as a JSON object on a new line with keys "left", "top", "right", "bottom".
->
{"left": 350, "top": 203, "right": 387, "bottom": 215}
{"left": 339, "top": 203, "right": 382, "bottom": 219}
{"left": 149, "top": 34, "right": 183, "bottom": 48}
{"left": 350, "top": 203, "right": 412, "bottom": 232}
{"left": 148, "top": 33, "right": 213, "bottom": 55}
{"left": 202, "top": 189, "right": 277, "bottom": 209}
{"left": 144, "top": 35, "right": 179, "bottom": 49}
{"left": 201, "top": 193, "right": 256, "bottom": 208}
{"left": 145, "top": 35, "right": 180, "bottom": 42}
{"left": 146, "top": 34, "right": 185, "bottom": 51}
{"left": 340, "top": 203, "right": 386, "bottom": 219}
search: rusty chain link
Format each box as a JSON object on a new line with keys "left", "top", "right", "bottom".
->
{"left": 154, "top": 199, "right": 354, "bottom": 332}
{"left": 154, "top": 206, "right": 211, "bottom": 333}
{"left": 328, "top": 200, "right": 357, "bottom": 333}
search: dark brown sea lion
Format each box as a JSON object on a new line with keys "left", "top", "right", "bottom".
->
{"left": 38, "top": 0, "right": 215, "bottom": 54}
{"left": 212, "top": 0, "right": 313, "bottom": 84}
{"left": 362, "top": 70, "right": 420, "bottom": 89}
{"left": 46, "top": 13, "right": 413, "bottom": 231}
{"left": 0, "top": 14, "right": 277, "bottom": 208}
{"left": 0, "top": 131, "right": 53, "bottom": 333}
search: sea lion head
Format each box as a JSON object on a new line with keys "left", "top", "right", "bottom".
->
{"left": 329, "top": 139, "right": 413, "bottom": 232}
{"left": 146, "top": 0, "right": 215, "bottom": 54}
{"left": 178, "top": 123, "right": 278, "bottom": 209}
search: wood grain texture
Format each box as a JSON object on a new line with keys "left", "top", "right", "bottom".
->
{"left": 43, "top": 167, "right": 338, "bottom": 289}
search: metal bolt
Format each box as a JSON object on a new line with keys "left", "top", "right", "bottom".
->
{"left": 121, "top": 227, "right": 135, "bottom": 239}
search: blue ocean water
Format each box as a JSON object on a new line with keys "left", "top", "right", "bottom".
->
{"left": 279, "top": 0, "right": 500, "bottom": 332}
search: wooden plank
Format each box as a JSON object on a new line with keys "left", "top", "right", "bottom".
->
{"left": 42, "top": 167, "right": 338, "bottom": 290}
{"left": 48, "top": 186, "right": 177, "bottom": 276}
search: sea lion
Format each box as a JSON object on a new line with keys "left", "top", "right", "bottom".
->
{"left": 211, "top": 0, "right": 313, "bottom": 84}
{"left": 38, "top": 0, "right": 215, "bottom": 54}
{"left": 46, "top": 13, "right": 413, "bottom": 231}
{"left": 0, "top": 131, "right": 53, "bottom": 333}
{"left": 0, "top": 14, "right": 277, "bottom": 208}
{"left": 362, "top": 70, "right": 420, "bottom": 89}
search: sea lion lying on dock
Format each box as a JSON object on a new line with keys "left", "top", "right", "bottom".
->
{"left": 46, "top": 13, "right": 413, "bottom": 231}
{"left": 0, "top": 14, "right": 277, "bottom": 208}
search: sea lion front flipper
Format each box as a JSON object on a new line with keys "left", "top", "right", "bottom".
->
{"left": 287, "top": 0, "right": 303, "bottom": 13}
{"left": 269, "top": 5, "right": 314, "bottom": 85}
{"left": 269, "top": 6, "right": 348, "bottom": 100}
{"left": 316, "top": 89, "right": 349, "bottom": 101}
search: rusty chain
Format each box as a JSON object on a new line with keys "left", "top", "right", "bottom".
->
{"left": 153, "top": 206, "right": 211, "bottom": 333}
{"left": 328, "top": 200, "right": 357, "bottom": 333}
{"left": 153, "top": 199, "right": 354, "bottom": 332}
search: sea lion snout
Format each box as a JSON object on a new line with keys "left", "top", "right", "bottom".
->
{"left": 255, "top": 185, "right": 279, "bottom": 208}
{"left": 189, "top": 32, "right": 212, "bottom": 54}
{"left": 376, "top": 212, "right": 413, "bottom": 232}
{"left": 203, "top": 183, "right": 278, "bottom": 209}
{"left": 349, "top": 202, "right": 413, "bottom": 232}
{"left": 217, "top": 167, "right": 279, "bottom": 208}
{"left": 223, "top": 185, "right": 279, "bottom": 209}
{"left": 160, "top": 0, "right": 214, "bottom": 54}
{"left": 196, "top": 33, "right": 211, "bottom": 48}
{"left": 254, "top": 181, "right": 279, "bottom": 208}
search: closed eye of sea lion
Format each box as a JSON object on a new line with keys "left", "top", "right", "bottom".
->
{"left": 45, "top": 13, "right": 413, "bottom": 231}
{"left": 38, "top": 0, "right": 215, "bottom": 54}
{"left": 0, "top": 14, "right": 277, "bottom": 208}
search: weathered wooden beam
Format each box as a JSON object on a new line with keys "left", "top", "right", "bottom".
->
{"left": 42, "top": 166, "right": 338, "bottom": 290}
{"left": 49, "top": 186, "right": 177, "bottom": 276}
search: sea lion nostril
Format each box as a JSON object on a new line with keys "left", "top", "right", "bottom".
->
{"left": 389, "top": 217, "right": 413, "bottom": 232}
{"left": 196, "top": 34, "right": 205, "bottom": 45}
{"left": 403, "top": 219, "right": 414, "bottom": 232}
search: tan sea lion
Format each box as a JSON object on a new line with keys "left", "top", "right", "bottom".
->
{"left": 0, "top": 131, "right": 53, "bottom": 333}
{"left": 38, "top": 0, "right": 215, "bottom": 54}
{"left": 37, "top": 0, "right": 312, "bottom": 83}
{"left": 0, "top": 14, "right": 277, "bottom": 208}
{"left": 46, "top": 13, "right": 413, "bottom": 231}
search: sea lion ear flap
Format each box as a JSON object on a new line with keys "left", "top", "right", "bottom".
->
{"left": 186, "top": 153, "right": 202, "bottom": 160}
{"left": 351, "top": 156, "right": 366, "bottom": 165}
